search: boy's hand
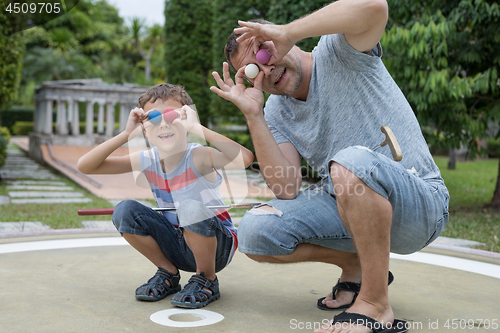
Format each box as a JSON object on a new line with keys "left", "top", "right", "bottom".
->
{"left": 234, "top": 20, "right": 295, "bottom": 65}
{"left": 173, "top": 105, "right": 203, "bottom": 136}
{"left": 124, "top": 107, "right": 148, "bottom": 138}
{"left": 210, "top": 62, "right": 265, "bottom": 121}
{"left": 124, "top": 107, "right": 158, "bottom": 139}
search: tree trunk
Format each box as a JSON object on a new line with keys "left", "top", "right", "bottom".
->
{"left": 145, "top": 58, "right": 151, "bottom": 84}
{"left": 448, "top": 148, "right": 456, "bottom": 170}
{"left": 491, "top": 156, "right": 500, "bottom": 209}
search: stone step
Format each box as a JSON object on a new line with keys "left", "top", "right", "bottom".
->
{"left": 11, "top": 198, "right": 92, "bottom": 204}
{"left": 0, "top": 170, "right": 57, "bottom": 180}
{"left": 0, "top": 195, "right": 9, "bottom": 205}
{"left": 2, "top": 164, "right": 40, "bottom": 170}
{"left": 6, "top": 180, "right": 67, "bottom": 186}
{"left": 7, "top": 185, "right": 75, "bottom": 191}
{"left": 82, "top": 221, "right": 114, "bottom": 229}
{"left": 0, "top": 222, "right": 52, "bottom": 233}
{"left": 8, "top": 191, "right": 84, "bottom": 198}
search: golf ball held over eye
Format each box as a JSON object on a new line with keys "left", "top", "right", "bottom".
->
{"left": 256, "top": 49, "right": 271, "bottom": 64}
{"left": 245, "top": 64, "right": 260, "bottom": 79}
{"left": 163, "top": 109, "right": 177, "bottom": 123}
{"left": 148, "top": 110, "right": 162, "bottom": 124}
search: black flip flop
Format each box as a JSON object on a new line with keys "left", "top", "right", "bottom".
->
{"left": 332, "top": 311, "right": 408, "bottom": 333}
{"left": 317, "top": 271, "right": 394, "bottom": 311}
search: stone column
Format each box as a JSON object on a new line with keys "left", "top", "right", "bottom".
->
{"left": 71, "top": 99, "right": 80, "bottom": 135}
{"left": 43, "top": 99, "right": 53, "bottom": 135}
{"left": 34, "top": 100, "right": 41, "bottom": 133}
{"left": 119, "top": 103, "right": 128, "bottom": 132}
{"left": 97, "top": 101, "right": 105, "bottom": 134}
{"left": 106, "top": 101, "right": 116, "bottom": 137}
{"left": 56, "top": 99, "right": 68, "bottom": 135}
{"left": 85, "top": 100, "right": 94, "bottom": 136}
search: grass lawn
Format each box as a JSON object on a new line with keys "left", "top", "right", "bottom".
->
{"left": 434, "top": 156, "right": 500, "bottom": 253}
{"left": 0, "top": 176, "right": 114, "bottom": 229}
{"left": 0, "top": 145, "right": 114, "bottom": 229}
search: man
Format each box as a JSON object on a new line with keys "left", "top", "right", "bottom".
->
{"left": 210, "top": 0, "right": 449, "bottom": 332}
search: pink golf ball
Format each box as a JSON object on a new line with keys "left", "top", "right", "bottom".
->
{"left": 256, "top": 49, "right": 271, "bottom": 64}
{"left": 163, "top": 109, "right": 177, "bottom": 123}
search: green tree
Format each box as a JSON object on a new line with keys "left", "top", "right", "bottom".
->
{"left": 210, "top": 0, "right": 271, "bottom": 124}
{"left": 165, "top": 0, "right": 214, "bottom": 126}
{"left": 0, "top": 1, "right": 25, "bottom": 112}
{"left": 18, "top": 0, "right": 139, "bottom": 105}
{"left": 382, "top": 0, "right": 500, "bottom": 207}
{"left": 130, "top": 18, "right": 163, "bottom": 84}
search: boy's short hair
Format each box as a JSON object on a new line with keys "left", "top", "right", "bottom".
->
{"left": 138, "top": 83, "right": 193, "bottom": 109}
{"left": 224, "top": 19, "right": 274, "bottom": 73}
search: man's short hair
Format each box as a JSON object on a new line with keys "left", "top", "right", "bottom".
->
{"left": 224, "top": 19, "right": 274, "bottom": 73}
{"left": 138, "top": 83, "right": 193, "bottom": 109}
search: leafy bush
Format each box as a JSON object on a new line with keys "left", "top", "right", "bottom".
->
{"left": 488, "top": 138, "right": 500, "bottom": 158}
{"left": 0, "top": 107, "right": 34, "bottom": 133}
{"left": 0, "top": 127, "right": 11, "bottom": 168}
{"left": 11, "top": 121, "right": 34, "bottom": 136}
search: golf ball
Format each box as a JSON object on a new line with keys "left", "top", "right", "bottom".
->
{"left": 148, "top": 110, "right": 162, "bottom": 124}
{"left": 245, "top": 63, "right": 260, "bottom": 79}
{"left": 256, "top": 49, "right": 271, "bottom": 64}
{"left": 163, "top": 109, "right": 177, "bottom": 123}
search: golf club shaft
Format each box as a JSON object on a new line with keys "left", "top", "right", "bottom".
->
{"left": 78, "top": 202, "right": 261, "bottom": 216}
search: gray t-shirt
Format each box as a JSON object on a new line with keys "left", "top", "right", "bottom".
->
{"left": 264, "top": 34, "right": 443, "bottom": 184}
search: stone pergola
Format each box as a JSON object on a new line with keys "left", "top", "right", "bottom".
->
{"left": 29, "top": 79, "right": 148, "bottom": 161}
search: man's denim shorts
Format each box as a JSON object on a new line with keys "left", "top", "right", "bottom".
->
{"left": 237, "top": 146, "right": 450, "bottom": 256}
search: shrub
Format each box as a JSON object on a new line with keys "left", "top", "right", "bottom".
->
{"left": 487, "top": 138, "right": 500, "bottom": 158}
{"left": 0, "top": 127, "right": 11, "bottom": 168}
{"left": 0, "top": 107, "right": 34, "bottom": 133}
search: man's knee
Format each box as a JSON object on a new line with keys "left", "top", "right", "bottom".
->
{"left": 244, "top": 253, "right": 271, "bottom": 262}
{"left": 330, "top": 162, "right": 366, "bottom": 200}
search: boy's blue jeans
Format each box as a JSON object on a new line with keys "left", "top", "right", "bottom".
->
{"left": 112, "top": 199, "right": 235, "bottom": 272}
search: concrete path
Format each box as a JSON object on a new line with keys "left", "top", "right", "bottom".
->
{"left": 0, "top": 233, "right": 499, "bottom": 333}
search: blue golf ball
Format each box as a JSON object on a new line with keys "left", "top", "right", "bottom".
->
{"left": 148, "top": 110, "right": 162, "bottom": 124}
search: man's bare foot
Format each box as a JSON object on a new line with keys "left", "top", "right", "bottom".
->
{"left": 314, "top": 298, "right": 394, "bottom": 333}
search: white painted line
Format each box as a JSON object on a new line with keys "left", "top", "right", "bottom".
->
{"left": 0, "top": 237, "right": 127, "bottom": 254}
{"left": 150, "top": 309, "right": 224, "bottom": 327}
{"left": 390, "top": 252, "right": 500, "bottom": 279}
{"left": 0, "top": 238, "right": 498, "bottom": 281}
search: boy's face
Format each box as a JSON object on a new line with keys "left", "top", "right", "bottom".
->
{"left": 143, "top": 98, "right": 187, "bottom": 151}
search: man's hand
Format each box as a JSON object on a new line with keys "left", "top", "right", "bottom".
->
{"left": 210, "top": 62, "right": 266, "bottom": 121}
{"left": 234, "top": 20, "right": 295, "bottom": 65}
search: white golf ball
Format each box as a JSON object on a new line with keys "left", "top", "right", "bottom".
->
{"left": 245, "top": 63, "right": 260, "bottom": 79}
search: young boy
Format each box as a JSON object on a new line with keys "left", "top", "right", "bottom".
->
{"left": 77, "top": 83, "right": 254, "bottom": 308}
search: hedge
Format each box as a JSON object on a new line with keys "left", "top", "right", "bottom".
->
{"left": 0, "top": 127, "right": 11, "bottom": 168}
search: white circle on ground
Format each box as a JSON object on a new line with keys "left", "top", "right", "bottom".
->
{"left": 150, "top": 308, "right": 224, "bottom": 327}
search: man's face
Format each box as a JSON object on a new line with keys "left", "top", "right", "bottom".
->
{"left": 231, "top": 38, "right": 303, "bottom": 96}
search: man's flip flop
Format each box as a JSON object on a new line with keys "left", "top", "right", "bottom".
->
{"left": 317, "top": 271, "right": 394, "bottom": 311}
{"left": 331, "top": 311, "right": 408, "bottom": 333}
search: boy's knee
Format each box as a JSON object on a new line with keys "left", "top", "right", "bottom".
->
{"left": 177, "top": 199, "right": 214, "bottom": 227}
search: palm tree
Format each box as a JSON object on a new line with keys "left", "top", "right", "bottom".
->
{"left": 130, "top": 18, "right": 162, "bottom": 84}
